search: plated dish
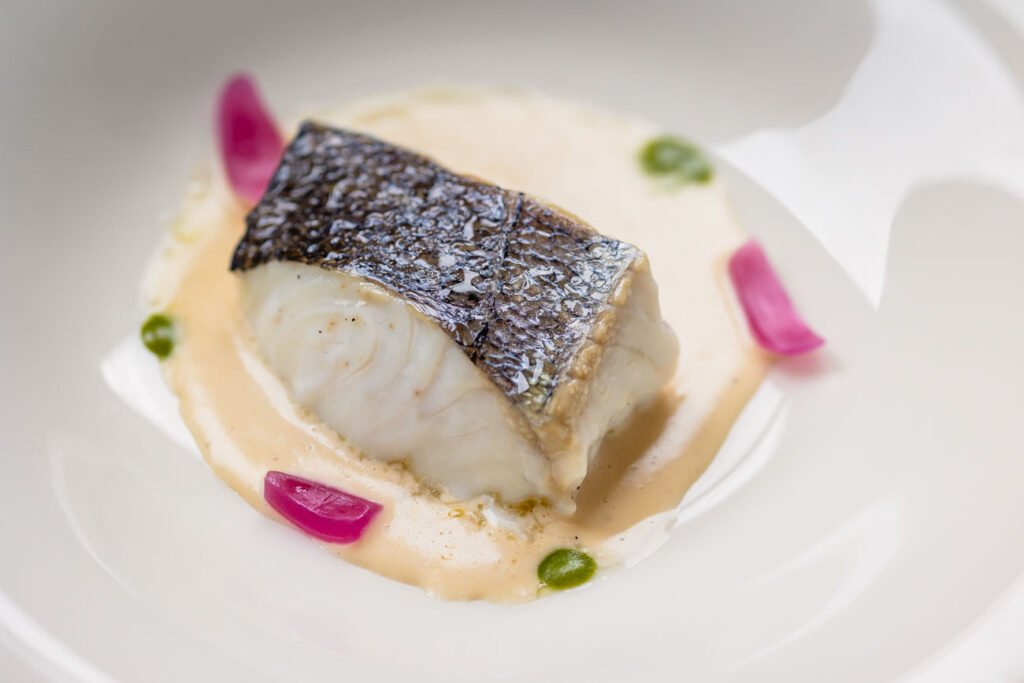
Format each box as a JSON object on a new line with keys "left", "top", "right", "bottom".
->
{"left": 6, "top": 1, "right": 1024, "bottom": 679}
{"left": 141, "top": 77, "right": 821, "bottom": 601}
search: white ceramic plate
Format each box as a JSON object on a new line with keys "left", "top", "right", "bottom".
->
{"left": 3, "top": 1, "right": 1024, "bottom": 681}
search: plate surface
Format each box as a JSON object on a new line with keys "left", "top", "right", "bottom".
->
{"left": 2, "top": 1, "right": 1024, "bottom": 681}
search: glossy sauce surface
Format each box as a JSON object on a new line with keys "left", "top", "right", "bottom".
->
{"left": 149, "top": 88, "right": 767, "bottom": 601}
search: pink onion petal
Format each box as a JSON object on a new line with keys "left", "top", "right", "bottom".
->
{"left": 728, "top": 240, "right": 825, "bottom": 356}
{"left": 216, "top": 73, "right": 284, "bottom": 204}
{"left": 264, "top": 471, "right": 382, "bottom": 544}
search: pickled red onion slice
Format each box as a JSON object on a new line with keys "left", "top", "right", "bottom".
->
{"left": 728, "top": 240, "right": 825, "bottom": 355}
{"left": 264, "top": 471, "right": 382, "bottom": 544}
{"left": 216, "top": 74, "right": 284, "bottom": 203}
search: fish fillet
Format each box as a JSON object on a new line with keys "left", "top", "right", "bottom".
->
{"left": 232, "top": 122, "right": 678, "bottom": 510}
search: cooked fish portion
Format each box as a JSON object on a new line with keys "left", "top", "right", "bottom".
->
{"left": 232, "top": 123, "right": 678, "bottom": 509}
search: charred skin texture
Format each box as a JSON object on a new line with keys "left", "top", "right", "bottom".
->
{"left": 231, "top": 123, "right": 650, "bottom": 453}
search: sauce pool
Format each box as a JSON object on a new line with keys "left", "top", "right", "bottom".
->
{"left": 147, "top": 87, "right": 767, "bottom": 602}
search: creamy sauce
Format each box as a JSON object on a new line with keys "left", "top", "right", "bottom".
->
{"left": 148, "top": 88, "right": 767, "bottom": 602}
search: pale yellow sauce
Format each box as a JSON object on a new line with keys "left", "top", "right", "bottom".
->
{"left": 149, "top": 88, "right": 767, "bottom": 602}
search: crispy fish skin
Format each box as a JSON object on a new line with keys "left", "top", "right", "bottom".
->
{"left": 232, "top": 122, "right": 677, "bottom": 506}
{"left": 232, "top": 123, "right": 640, "bottom": 412}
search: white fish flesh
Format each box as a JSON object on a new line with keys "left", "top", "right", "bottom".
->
{"left": 233, "top": 123, "right": 678, "bottom": 511}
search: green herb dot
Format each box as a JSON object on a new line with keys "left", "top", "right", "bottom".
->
{"left": 538, "top": 548, "right": 596, "bottom": 590}
{"left": 638, "top": 135, "right": 713, "bottom": 184}
{"left": 140, "top": 313, "right": 176, "bottom": 360}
